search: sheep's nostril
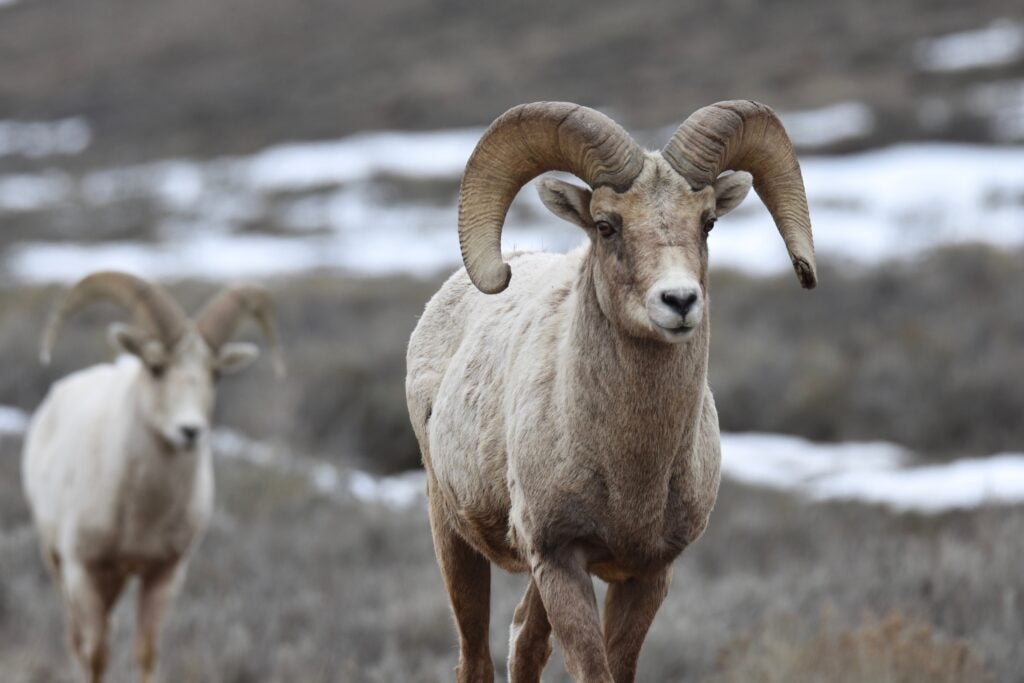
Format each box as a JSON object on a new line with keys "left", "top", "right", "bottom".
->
{"left": 179, "top": 425, "right": 200, "bottom": 444}
{"left": 661, "top": 291, "right": 698, "bottom": 317}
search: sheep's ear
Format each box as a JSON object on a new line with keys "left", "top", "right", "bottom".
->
{"left": 537, "top": 177, "right": 593, "bottom": 229}
{"left": 108, "top": 323, "right": 166, "bottom": 368}
{"left": 215, "top": 342, "right": 259, "bottom": 376}
{"left": 713, "top": 171, "right": 753, "bottom": 217}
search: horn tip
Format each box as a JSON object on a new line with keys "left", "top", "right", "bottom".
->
{"left": 794, "top": 258, "right": 817, "bottom": 289}
{"left": 471, "top": 262, "right": 512, "bottom": 295}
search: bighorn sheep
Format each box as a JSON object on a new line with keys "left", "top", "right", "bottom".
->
{"left": 406, "top": 100, "right": 816, "bottom": 682}
{"left": 22, "top": 272, "right": 283, "bottom": 683}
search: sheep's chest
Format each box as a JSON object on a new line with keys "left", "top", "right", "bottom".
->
{"left": 114, "top": 446, "right": 213, "bottom": 558}
{"left": 512, "top": 424, "right": 719, "bottom": 581}
{"left": 515, "top": 467, "right": 702, "bottom": 578}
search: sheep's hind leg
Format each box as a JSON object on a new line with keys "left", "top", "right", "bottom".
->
{"left": 507, "top": 578, "right": 552, "bottom": 683}
{"left": 532, "top": 548, "right": 614, "bottom": 683}
{"left": 603, "top": 566, "right": 672, "bottom": 683}
{"left": 136, "top": 559, "right": 183, "bottom": 683}
{"left": 428, "top": 482, "right": 495, "bottom": 682}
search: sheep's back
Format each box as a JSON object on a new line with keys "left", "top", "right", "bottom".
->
{"left": 406, "top": 248, "right": 583, "bottom": 562}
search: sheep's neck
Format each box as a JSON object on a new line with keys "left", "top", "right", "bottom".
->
{"left": 110, "top": 367, "right": 208, "bottom": 558}
{"left": 563, "top": 256, "right": 709, "bottom": 476}
{"left": 123, "top": 369, "right": 204, "bottom": 480}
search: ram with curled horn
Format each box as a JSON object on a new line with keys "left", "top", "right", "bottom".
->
{"left": 23, "top": 271, "right": 284, "bottom": 683}
{"left": 407, "top": 100, "right": 818, "bottom": 682}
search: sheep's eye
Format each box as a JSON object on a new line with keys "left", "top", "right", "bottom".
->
{"left": 595, "top": 220, "right": 616, "bottom": 238}
{"left": 702, "top": 217, "right": 717, "bottom": 235}
{"left": 149, "top": 364, "right": 166, "bottom": 379}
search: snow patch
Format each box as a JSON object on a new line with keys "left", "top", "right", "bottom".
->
{"left": 720, "top": 432, "right": 907, "bottom": 489}
{"left": 347, "top": 470, "right": 426, "bottom": 507}
{"left": 779, "top": 102, "right": 875, "bottom": 148}
{"left": 245, "top": 129, "right": 482, "bottom": 192}
{"left": 0, "top": 118, "right": 91, "bottom": 159}
{"left": 916, "top": 20, "right": 1024, "bottom": 72}
{"left": 721, "top": 432, "right": 1024, "bottom": 513}
{"left": 811, "top": 454, "right": 1024, "bottom": 512}
{"left": 0, "top": 171, "right": 72, "bottom": 212}
{"left": 0, "top": 405, "right": 29, "bottom": 435}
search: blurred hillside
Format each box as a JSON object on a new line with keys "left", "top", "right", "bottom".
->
{"left": 1, "top": 0, "right": 1023, "bottom": 172}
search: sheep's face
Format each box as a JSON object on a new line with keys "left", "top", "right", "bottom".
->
{"left": 538, "top": 155, "right": 752, "bottom": 344}
{"left": 109, "top": 325, "right": 259, "bottom": 451}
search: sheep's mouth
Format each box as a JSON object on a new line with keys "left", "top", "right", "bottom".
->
{"left": 655, "top": 322, "right": 697, "bottom": 338}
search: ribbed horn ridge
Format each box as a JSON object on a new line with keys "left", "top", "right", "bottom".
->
{"left": 662, "top": 100, "right": 817, "bottom": 289}
{"left": 458, "top": 102, "right": 645, "bottom": 293}
{"left": 195, "top": 284, "right": 285, "bottom": 376}
{"left": 40, "top": 271, "right": 187, "bottom": 364}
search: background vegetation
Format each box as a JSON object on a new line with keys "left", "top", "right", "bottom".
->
{"left": 0, "top": 430, "right": 1010, "bottom": 682}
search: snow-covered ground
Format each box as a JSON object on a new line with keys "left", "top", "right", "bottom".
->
{"left": 916, "top": 20, "right": 1024, "bottom": 72}
{"left": 778, "top": 101, "right": 875, "bottom": 148}
{"left": 0, "top": 404, "right": 28, "bottom": 435}
{"left": 720, "top": 433, "right": 1024, "bottom": 513}
{"left": 3, "top": 404, "right": 1022, "bottom": 513}
{"left": 0, "top": 118, "right": 91, "bottom": 159}
{"left": 2, "top": 123, "right": 1024, "bottom": 284}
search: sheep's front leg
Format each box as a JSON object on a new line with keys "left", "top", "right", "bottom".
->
{"left": 603, "top": 567, "right": 672, "bottom": 683}
{"left": 136, "top": 560, "right": 183, "bottom": 683}
{"left": 507, "top": 578, "right": 552, "bottom": 682}
{"left": 532, "top": 548, "right": 613, "bottom": 683}
{"left": 64, "top": 560, "right": 126, "bottom": 683}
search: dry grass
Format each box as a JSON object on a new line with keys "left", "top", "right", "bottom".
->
{"left": 1, "top": 426, "right": 1018, "bottom": 681}
{"left": 711, "top": 611, "right": 993, "bottom": 683}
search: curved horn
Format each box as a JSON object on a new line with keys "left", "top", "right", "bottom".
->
{"left": 195, "top": 284, "right": 285, "bottom": 377}
{"left": 458, "top": 102, "right": 645, "bottom": 293}
{"left": 40, "top": 271, "right": 187, "bottom": 364}
{"left": 662, "top": 100, "right": 817, "bottom": 289}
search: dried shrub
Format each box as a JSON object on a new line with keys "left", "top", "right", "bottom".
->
{"left": 711, "top": 610, "right": 993, "bottom": 683}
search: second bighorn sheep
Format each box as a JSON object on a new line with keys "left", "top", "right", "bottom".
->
{"left": 22, "top": 272, "right": 283, "bottom": 683}
{"left": 407, "top": 101, "right": 816, "bottom": 682}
